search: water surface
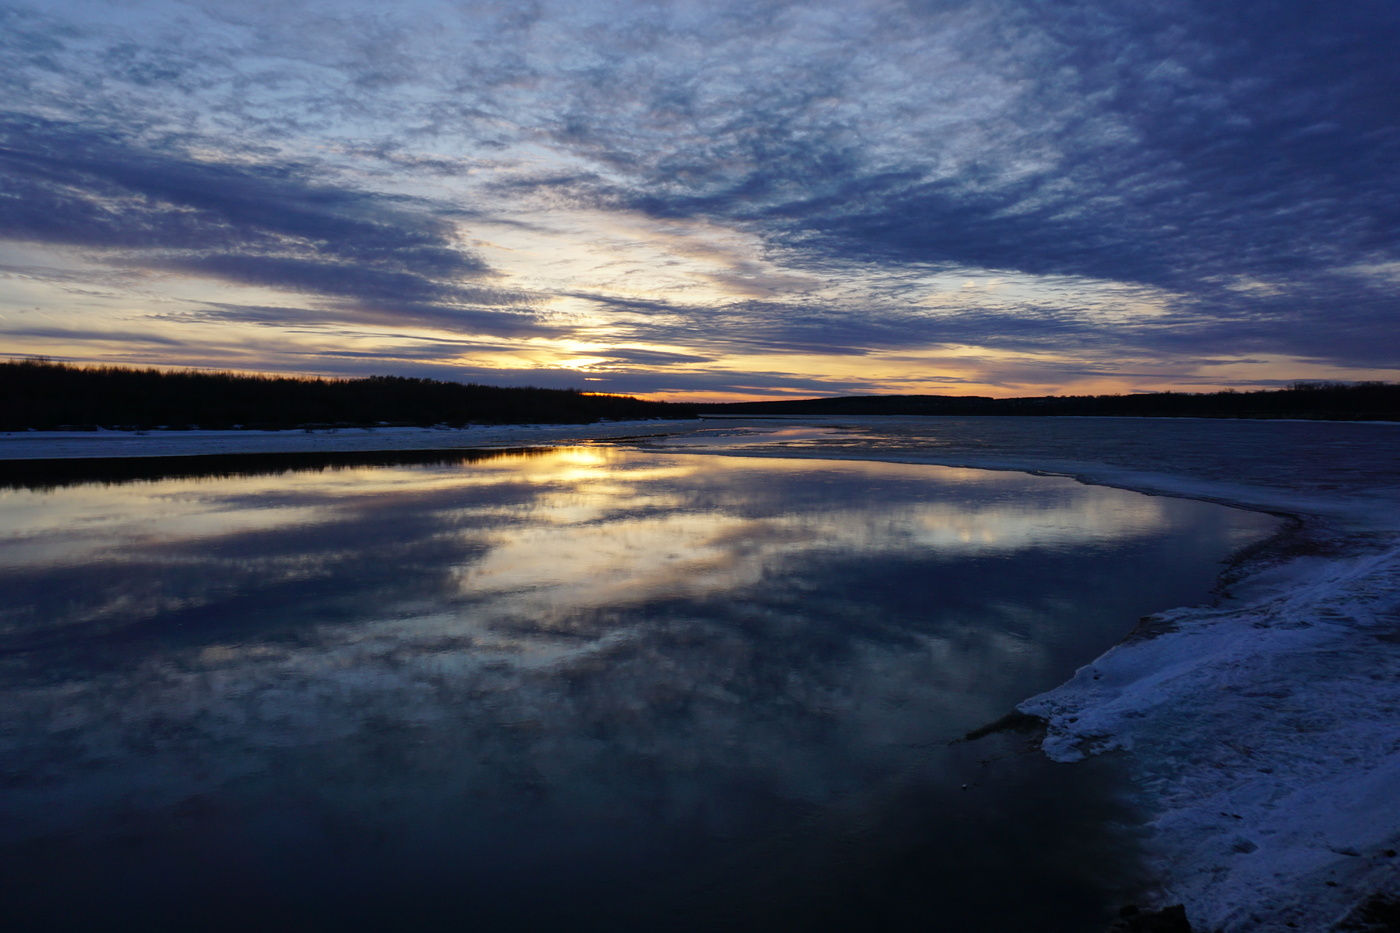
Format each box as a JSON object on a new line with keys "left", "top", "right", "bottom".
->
{"left": 0, "top": 447, "right": 1279, "bottom": 931}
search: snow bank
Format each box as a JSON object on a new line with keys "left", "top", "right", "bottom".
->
{"left": 1020, "top": 543, "right": 1400, "bottom": 931}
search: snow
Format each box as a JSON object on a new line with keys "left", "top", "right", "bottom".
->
{"left": 1021, "top": 544, "right": 1400, "bottom": 930}
{"left": 0, "top": 420, "right": 694, "bottom": 460}
{"left": 5, "top": 414, "right": 1400, "bottom": 931}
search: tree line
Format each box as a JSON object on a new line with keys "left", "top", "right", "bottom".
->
{"left": 0, "top": 359, "right": 695, "bottom": 430}
{"left": 6, "top": 359, "right": 1394, "bottom": 430}
{"left": 697, "top": 382, "right": 1400, "bottom": 421}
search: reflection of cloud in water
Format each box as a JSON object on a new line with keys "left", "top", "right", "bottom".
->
{"left": 450, "top": 455, "right": 1183, "bottom": 625}
{"left": 0, "top": 449, "right": 1175, "bottom": 574}
{"left": 1, "top": 450, "right": 1193, "bottom": 647}
{"left": 1, "top": 601, "right": 1023, "bottom": 845}
{"left": 0, "top": 447, "right": 1268, "bottom": 667}
{"left": 0, "top": 446, "right": 1278, "bottom": 929}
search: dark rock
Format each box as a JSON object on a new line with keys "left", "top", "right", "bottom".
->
{"left": 1332, "top": 894, "right": 1400, "bottom": 931}
{"left": 956, "top": 709, "right": 1047, "bottom": 743}
{"left": 1107, "top": 904, "right": 1193, "bottom": 932}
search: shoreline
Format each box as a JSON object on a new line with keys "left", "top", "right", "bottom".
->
{"left": 637, "top": 427, "right": 1400, "bottom": 931}
{"left": 5, "top": 416, "right": 1398, "bottom": 931}
{"left": 635, "top": 423, "right": 1400, "bottom": 932}
{"left": 0, "top": 421, "right": 699, "bottom": 461}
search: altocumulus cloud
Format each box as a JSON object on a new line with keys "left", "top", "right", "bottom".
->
{"left": 0, "top": 114, "right": 551, "bottom": 338}
{"left": 0, "top": 0, "right": 1397, "bottom": 394}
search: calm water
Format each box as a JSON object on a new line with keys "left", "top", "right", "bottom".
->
{"left": 0, "top": 447, "right": 1279, "bottom": 932}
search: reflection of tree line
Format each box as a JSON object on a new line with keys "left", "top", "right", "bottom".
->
{"left": 0, "top": 446, "right": 555, "bottom": 491}
{"left": 0, "top": 359, "right": 695, "bottom": 431}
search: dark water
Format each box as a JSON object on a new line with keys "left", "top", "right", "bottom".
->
{"left": 0, "top": 447, "right": 1278, "bottom": 932}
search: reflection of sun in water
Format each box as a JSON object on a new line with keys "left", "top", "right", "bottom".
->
{"left": 536, "top": 446, "right": 616, "bottom": 485}
{"left": 557, "top": 448, "right": 608, "bottom": 467}
{"left": 430, "top": 449, "right": 1188, "bottom": 638}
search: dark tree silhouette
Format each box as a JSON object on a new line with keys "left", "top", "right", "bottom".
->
{"left": 0, "top": 359, "right": 694, "bottom": 430}
{"left": 697, "top": 382, "right": 1400, "bottom": 421}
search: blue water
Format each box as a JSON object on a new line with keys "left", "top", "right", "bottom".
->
{"left": 0, "top": 447, "right": 1279, "bottom": 931}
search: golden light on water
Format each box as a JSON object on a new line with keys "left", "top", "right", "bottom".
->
{"left": 2, "top": 448, "right": 1178, "bottom": 594}
{"left": 0, "top": 435, "right": 1283, "bottom": 932}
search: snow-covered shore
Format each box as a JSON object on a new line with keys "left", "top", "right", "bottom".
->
{"left": 637, "top": 417, "right": 1400, "bottom": 932}
{"left": 1021, "top": 531, "right": 1400, "bottom": 931}
{"left": 974, "top": 461, "right": 1400, "bottom": 932}
{"left": 5, "top": 415, "right": 1398, "bottom": 931}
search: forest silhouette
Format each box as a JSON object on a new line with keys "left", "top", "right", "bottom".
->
{"left": 0, "top": 359, "right": 693, "bottom": 431}
{"left": 4, "top": 359, "right": 1395, "bottom": 431}
{"left": 697, "top": 382, "right": 1400, "bottom": 421}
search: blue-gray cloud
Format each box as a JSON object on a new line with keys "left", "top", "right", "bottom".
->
{"left": 0, "top": 112, "right": 554, "bottom": 337}
{"left": 780, "top": 2, "right": 1400, "bottom": 288}
{"left": 1, "top": 0, "right": 1397, "bottom": 391}
{"left": 534, "top": 0, "right": 1400, "bottom": 368}
{"left": 529, "top": 1, "right": 1400, "bottom": 289}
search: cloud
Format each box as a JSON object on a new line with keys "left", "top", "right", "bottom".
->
{"left": 444, "top": 0, "right": 1397, "bottom": 381}
{"left": 0, "top": 115, "right": 468, "bottom": 259}
{"left": 0, "top": 324, "right": 189, "bottom": 347}
{"left": 0, "top": 0, "right": 1396, "bottom": 394}
{"left": 541, "top": 1, "right": 1400, "bottom": 289}
{"left": 525, "top": 1, "right": 1400, "bottom": 340}
{"left": 0, "top": 112, "right": 566, "bottom": 337}
{"left": 593, "top": 347, "right": 717, "bottom": 366}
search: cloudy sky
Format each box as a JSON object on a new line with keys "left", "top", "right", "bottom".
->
{"left": 2, "top": 0, "right": 1397, "bottom": 400}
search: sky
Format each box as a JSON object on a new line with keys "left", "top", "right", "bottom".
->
{"left": 1, "top": 0, "right": 1397, "bottom": 401}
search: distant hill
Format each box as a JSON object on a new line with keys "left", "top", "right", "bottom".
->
{"left": 0, "top": 359, "right": 695, "bottom": 430}
{"left": 698, "top": 383, "right": 1400, "bottom": 421}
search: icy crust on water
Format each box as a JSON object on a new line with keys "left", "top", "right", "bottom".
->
{"left": 860, "top": 422, "right": 1400, "bottom": 933}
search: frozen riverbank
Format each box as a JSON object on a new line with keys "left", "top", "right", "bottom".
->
{"left": 1022, "top": 528, "right": 1400, "bottom": 931}
{"left": 5, "top": 415, "right": 1398, "bottom": 931}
